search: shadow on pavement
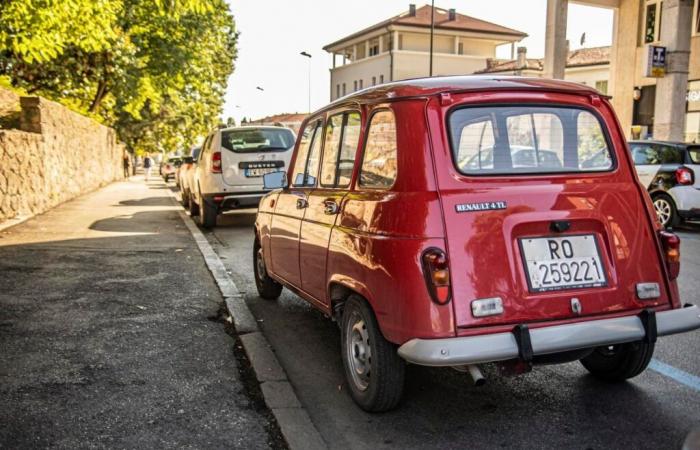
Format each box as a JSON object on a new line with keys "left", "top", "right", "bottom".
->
{"left": 118, "top": 197, "right": 176, "bottom": 207}
{"left": 0, "top": 208, "right": 279, "bottom": 449}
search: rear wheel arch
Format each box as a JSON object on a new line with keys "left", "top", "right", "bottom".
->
{"left": 327, "top": 280, "right": 392, "bottom": 340}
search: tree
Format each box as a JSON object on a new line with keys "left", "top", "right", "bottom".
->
{"left": 0, "top": 0, "right": 237, "bottom": 155}
{"left": 226, "top": 116, "right": 236, "bottom": 127}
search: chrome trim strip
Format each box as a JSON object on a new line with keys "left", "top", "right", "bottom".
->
{"left": 397, "top": 305, "right": 700, "bottom": 367}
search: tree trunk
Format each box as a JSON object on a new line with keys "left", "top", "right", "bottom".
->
{"left": 89, "top": 80, "right": 108, "bottom": 113}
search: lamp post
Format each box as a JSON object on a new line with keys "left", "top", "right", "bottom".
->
{"left": 300, "top": 51, "right": 312, "bottom": 113}
{"left": 429, "top": 0, "right": 435, "bottom": 77}
{"left": 255, "top": 87, "right": 265, "bottom": 125}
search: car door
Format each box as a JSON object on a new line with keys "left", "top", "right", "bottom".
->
{"left": 269, "top": 120, "right": 324, "bottom": 288}
{"left": 629, "top": 143, "right": 661, "bottom": 188}
{"left": 299, "top": 111, "right": 362, "bottom": 304}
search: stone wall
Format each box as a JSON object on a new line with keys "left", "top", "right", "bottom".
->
{"left": 0, "top": 88, "right": 124, "bottom": 223}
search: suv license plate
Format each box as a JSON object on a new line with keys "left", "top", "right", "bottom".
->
{"left": 245, "top": 168, "right": 276, "bottom": 177}
{"left": 520, "top": 234, "right": 607, "bottom": 292}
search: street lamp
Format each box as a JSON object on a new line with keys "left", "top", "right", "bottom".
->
{"left": 300, "top": 51, "right": 312, "bottom": 113}
{"left": 255, "top": 87, "right": 264, "bottom": 124}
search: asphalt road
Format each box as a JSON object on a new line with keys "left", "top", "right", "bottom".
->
{"left": 0, "top": 179, "right": 283, "bottom": 449}
{"left": 208, "top": 208, "right": 700, "bottom": 450}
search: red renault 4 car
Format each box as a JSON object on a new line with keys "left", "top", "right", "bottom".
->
{"left": 253, "top": 77, "right": 700, "bottom": 412}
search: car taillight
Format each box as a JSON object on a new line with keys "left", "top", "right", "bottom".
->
{"left": 658, "top": 230, "right": 680, "bottom": 280}
{"left": 212, "top": 152, "right": 222, "bottom": 173}
{"left": 675, "top": 167, "right": 694, "bottom": 185}
{"left": 421, "top": 248, "right": 451, "bottom": 305}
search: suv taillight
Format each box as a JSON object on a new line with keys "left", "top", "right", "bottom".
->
{"left": 658, "top": 230, "right": 680, "bottom": 280}
{"left": 212, "top": 152, "right": 222, "bottom": 173}
{"left": 675, "top": 167, "right": 694, "bottom": 185}
{"left": 421, "top": 248, "right": 451, "bottom": 305}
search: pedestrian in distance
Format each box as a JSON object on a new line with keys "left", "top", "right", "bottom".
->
{"left": 122, "top": 151, "right": 131, "bottom": 178}
{"left": 143, "top": 154, "right": 153, "bottom": 181}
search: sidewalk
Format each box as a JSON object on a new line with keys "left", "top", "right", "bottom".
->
{"left": 0, "top": 177, "right": 282, "bottom": 448}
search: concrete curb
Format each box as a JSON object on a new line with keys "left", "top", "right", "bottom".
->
{"left": 0, "top": 215, "right": 33, "bottom": 233}
{"left": 166, "top": 188, "right": 327, "bottom": 450}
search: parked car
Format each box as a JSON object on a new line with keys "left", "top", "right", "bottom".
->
{"left": 179, "top": 147, "right": 201, "bottom": 208}
{"left": 189, "top": 126, "right": 296, "bottom": 227}
{"left": 161, "top": 156, "right": 183, "bottom": 182}
{"left": 175, "top": 156, "right": 193, "bottom": 188}
{"left": 253, "top": 76, "right": 700, "bottom": 412}
{"left": 628, "top": 140, "right": 700, "bottom": 227}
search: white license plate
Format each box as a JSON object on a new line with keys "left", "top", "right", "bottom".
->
{"left": 245, "top": 168, "right": 276, "bottom": 177}
{"left": 520, "top": 234, "right": 607, "bottom": 292}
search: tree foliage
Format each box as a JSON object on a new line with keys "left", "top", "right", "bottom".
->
{"left": 0, "top": 0, "right": 237, "bottom": 155}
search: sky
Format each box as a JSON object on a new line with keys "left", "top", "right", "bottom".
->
{"left": 221, "top": 0, "right": 614, "bottom": 123}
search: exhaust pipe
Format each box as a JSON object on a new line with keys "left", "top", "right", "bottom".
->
{"left": 451, "top": 364, "right": 486, "bottom": 386}
{"left": 467, "top": 364, "right": 486, "bottom": 386}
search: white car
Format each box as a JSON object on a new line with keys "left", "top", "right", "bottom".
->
{"left": 179, "top": 146, "right": 201, "bottom": 208}
{"left": 189, "top": 126, "right": 296, "bottom": 228}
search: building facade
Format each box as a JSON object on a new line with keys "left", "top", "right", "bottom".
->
{"left": 545, "top": 0, "right": 700, "bottom": 142}
{"left": 476, "top": 46, "right": 611, "bottom": 94}
{"left": 323, "top": 4, "right": 526, "bottom": 101}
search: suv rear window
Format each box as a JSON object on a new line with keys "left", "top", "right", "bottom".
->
{"left": 221, "top": 128, "right": 295, "bottom": 153}
{"left": 449, "top": 106, "right": 613, "bottom": 175}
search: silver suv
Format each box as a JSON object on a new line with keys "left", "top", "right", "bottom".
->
{"left": 189, "top": 126, "right": 296, "bottom": 228}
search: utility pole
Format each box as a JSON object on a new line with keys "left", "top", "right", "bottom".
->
{"left": 300, "top": 51, "right": 312, "bottom": 113}
{"left": 429, "top": 0, "right": 435, "bottom": 77}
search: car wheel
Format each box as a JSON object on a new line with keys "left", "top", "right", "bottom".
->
{"left": 652, "top": 194, "right": 680, "bottom": 228}
{"left": 253, "top": 239, "right": 282, "bottom": 299}
{"left": 580, "top": 341, "right": 654, "bottom": 381}
{"left": 341, "top": 295, "right": 405, "bottom": 412}
{"left": 198, "top": 191, "right": 217, "bottom": 229}
{"left": 188, "top": 191, "right": 200, "bottom": 217}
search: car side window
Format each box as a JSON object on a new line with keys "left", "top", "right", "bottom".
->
{"left": 198, "top": 136, "right": 211, "bottom": 161}
{"left": 631, "top": 144, "right": 659, "bottom": 165}
{"left": 292, "top": 121, "right": 323, "bottom": 187}
{"left": 320, "top": 111, "right": 361, "bottom": 188}
{"left": 359, "top": 110, "right": 397, "bottom": 189}
{"left": 656, "top": 145, "right": 683, "bottom": 164}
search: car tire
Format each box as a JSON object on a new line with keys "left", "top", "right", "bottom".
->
{"left": 580, "top": 341, "right": 654, "bottom": 381}
{"left": 652, "top": 193, "right": 680, "bottom": 228}
{"left": 341, "top": 295, "right": 405, "bottom": 412}
{"left": 198, "top": 192, "right": 217, "bottom": 229}
{"left": 188, "top": 192, "right": 200, "bottom": 217}
{"left": 181, "top": 188, "right": 190, "bottom": 208}
{"left": 253, "top": 239, "right": 282, "bottom": 299}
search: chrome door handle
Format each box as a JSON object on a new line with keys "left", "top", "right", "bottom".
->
{"left": 296, "top": 198, "right": 308, "bottom": 209}
{"left": 323, "top": 200, "right": 339, "bottom": 215}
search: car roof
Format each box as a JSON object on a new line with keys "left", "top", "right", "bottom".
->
{"left": 219, "top": 125, "right": 292, "bottom": 132}
{"left": 628, "top": 140, "right": 690, "bottom": 147}
{"left": 322, "top": 76, "right": 602, "bottom": 113}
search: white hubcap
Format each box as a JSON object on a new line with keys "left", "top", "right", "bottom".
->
{"left": 653, "top": 198, "right": 672, "bottom": 226}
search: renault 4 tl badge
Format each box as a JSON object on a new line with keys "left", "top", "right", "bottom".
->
{"left": 455, "top": 201, "right": 507, "bottom": 213}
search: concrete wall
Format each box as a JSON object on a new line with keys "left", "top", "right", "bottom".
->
{"left": 0, "top": 88, "right": 124, "bottom": 223}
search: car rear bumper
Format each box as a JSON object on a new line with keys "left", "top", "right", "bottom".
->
{"left": 397, "top": 305, "right": 700, "bottom": 367}
{"left": 205, "top": 192, "right": 267, "bottom": 210}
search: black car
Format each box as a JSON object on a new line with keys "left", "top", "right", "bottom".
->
{"left": 628, "top": 140, "right": 700, "bottom": 227}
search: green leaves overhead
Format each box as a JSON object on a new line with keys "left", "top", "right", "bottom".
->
{"left": 0, "top": 0, "right": 237, "bottom": 155}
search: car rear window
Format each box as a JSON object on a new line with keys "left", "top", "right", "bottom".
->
{"left": 448, "top": 106, "right": 613, "bottom": 175}
{"left": 220, "top": 128, "right": 295, "bottom": 153}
